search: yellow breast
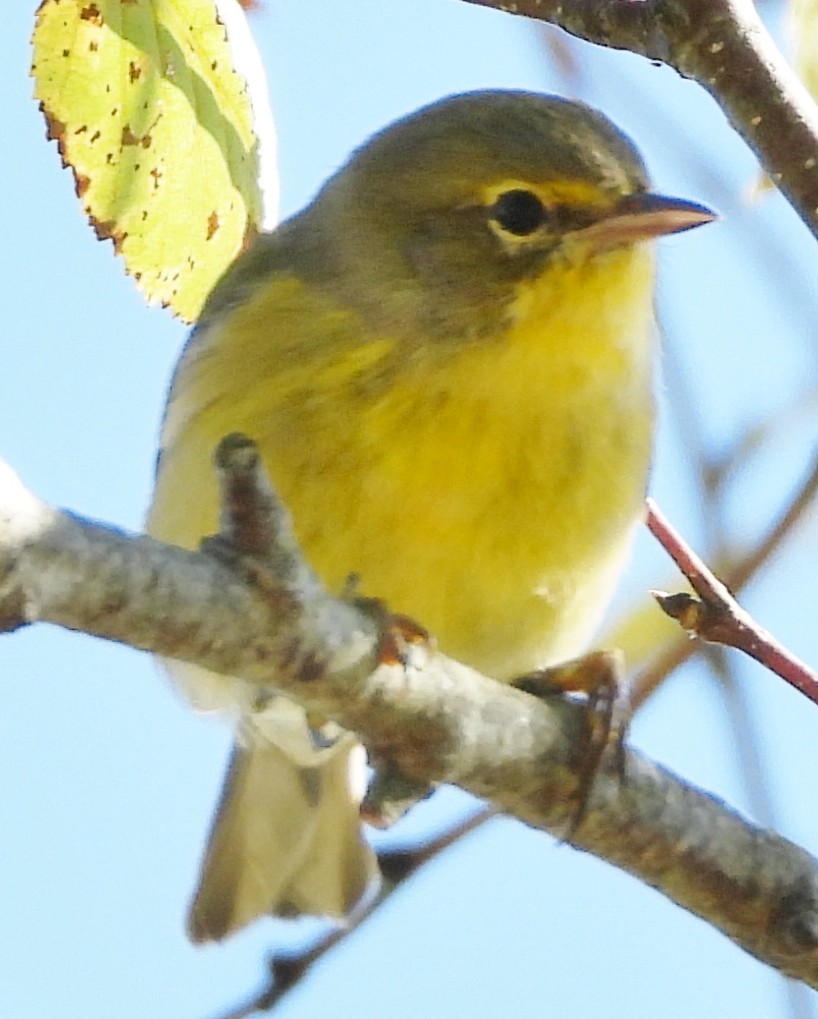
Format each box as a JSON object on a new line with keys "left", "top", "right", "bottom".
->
{"left": 149, "top": 242, "right": 655, "bottom": 682}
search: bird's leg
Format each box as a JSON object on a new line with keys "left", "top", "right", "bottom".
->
{"left": 351, "top": 590, "right": 437, "bottom": 827}
{"left": 361, "top": 761, "right": 434, "bottom": 828}
{"left": 514, "top": 649, "right": 630, "bottom": 835}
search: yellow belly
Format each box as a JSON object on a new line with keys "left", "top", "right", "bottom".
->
{"left": 149, "top": 243, "right": 655, "bottom": 683}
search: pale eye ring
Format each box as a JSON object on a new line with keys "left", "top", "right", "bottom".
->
{"left": 490, "top": 189, "right": 548, "bottom": 236}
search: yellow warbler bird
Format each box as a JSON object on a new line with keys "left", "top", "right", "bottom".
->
{"left": 147, "top": 90, "right": 714, "bottom": 942}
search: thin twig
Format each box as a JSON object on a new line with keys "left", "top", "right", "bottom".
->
{"left": 633, "top": 451, "right": 818, "bottom": 706}
{"left": 646, "top": 498, "right": 818, "bottom": 704}
{"left": 207, "top": 807, "right": 497, "bottom": 1018}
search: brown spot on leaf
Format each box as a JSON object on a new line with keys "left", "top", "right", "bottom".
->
{"left": 90, "top": 130, "right": 101, "bottom": 143}
{"left": 74, "top": 124, "right": 87, "bottom": 135}
{"left": 92, "top": 218, "right": 117, "bottom": 243}
{"left": 89, "top": 40, "right": 98, "bottom": 52}
{"left": 150, "top": 167, "right": 163, "bottom": 189}
{"left": 80, "top": 3, "right": 102, "bottom": 24}
{"left": 45, "top": 113, "right": 66, "bottom": 143}
{"left": 62, "top": 48, "right": 70, "bottom": 57}
{"left": 206, "top": 211, "right": 219, "bottom": 240}
{"left": 92, "top": 219, "right": 128, "bottom": 255}
{"left": 121, "top": 125, "right": 139, "bottom": 146}
{"left": 75, "top": 173, "right": 90, "bottom": 198}
{"left": 128, "top": 60, "right": 142, "bottom": 83}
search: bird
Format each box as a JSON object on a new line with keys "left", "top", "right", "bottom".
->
{"left": 147, "top": 89, "right": 714, "bottom": 942}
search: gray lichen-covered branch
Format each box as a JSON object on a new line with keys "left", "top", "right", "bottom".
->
{"left": 2, "top": 442, "right": 818, "bottom": 984}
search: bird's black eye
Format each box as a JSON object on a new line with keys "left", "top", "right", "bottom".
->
{"left": 490, "top": 189, "right": 547, "bottom": 236}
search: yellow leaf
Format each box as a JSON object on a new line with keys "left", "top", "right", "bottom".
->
{"left": 792, "top": 0, "right": 818, "bottom": 99}
{"left": 32, "top": 0, "right": 264, "bottom": 322}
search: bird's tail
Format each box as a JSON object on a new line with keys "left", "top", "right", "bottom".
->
{"left": 188, "top": 731, "right": 378, "bottom": 942}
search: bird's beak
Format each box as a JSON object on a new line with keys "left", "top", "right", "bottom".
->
{"left": 578, "top": 192, "right": 717, "bottom": 251}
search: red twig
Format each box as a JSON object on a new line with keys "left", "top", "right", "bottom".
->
{"left": 646, "top": 499, "right": 818, "bottom": 705}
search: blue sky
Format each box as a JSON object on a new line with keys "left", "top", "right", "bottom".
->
{"left": 4, "top": 1, "right": 818, "bottom": 1017}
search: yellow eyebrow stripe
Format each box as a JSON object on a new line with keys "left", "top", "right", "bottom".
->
{"left": 480, "top": 178, "right": 614, "bottom": 212}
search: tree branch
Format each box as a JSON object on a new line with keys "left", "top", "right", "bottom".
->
{"left": 4, "top": 444, "right": 818, "bottom": 984}
{"left": 462, "top": 0, "right": 818, "bottom": 240}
